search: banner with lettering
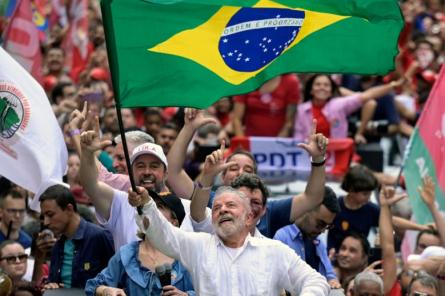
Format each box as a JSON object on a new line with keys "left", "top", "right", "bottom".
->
{"left": 229, "top": 136, "right": 354, "bottom": 183}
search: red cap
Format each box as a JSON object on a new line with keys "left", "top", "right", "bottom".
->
{"left": 90, "top": 67, "right": 109, "bottom": 81}
{"left": 43, "top": 75, "right": 57, "bottom": 92}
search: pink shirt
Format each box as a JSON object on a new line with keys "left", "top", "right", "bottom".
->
{"left": 293, "top": 94, "right": 362, "bottom": 141}
{"left": 98, "top": 161, "right": 131, "bottom": 192}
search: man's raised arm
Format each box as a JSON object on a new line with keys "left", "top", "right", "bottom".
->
{"left": 167, "top": 108, "right": 217, "bottom": 199}
{"left": 79, "top": 117, "right": 115, "bottom": 220}
{"left": 290, "top": 120, "right": 328, "bottom": 221}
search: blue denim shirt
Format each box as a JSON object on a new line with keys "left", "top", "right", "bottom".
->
{"left": 274, "top": 224, "right": 337, "bottom": 281}
{"left": 49, "top": 218, "right": 115, "bottom": 288}
{"left": 85, "top": 241, "right": 195, "bottom": 296}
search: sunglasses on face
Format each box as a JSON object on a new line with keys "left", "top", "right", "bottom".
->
{"left": 413, "top": 292, "right": 434, "bottom": 296}
{"left": 0, "top": 254, "right": 28, "bottom": 264}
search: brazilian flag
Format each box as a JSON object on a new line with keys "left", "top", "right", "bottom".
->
{"left": 101, "top": 0, "right": 403, "bottom": 108}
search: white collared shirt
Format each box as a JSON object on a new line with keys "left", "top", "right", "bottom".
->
{"left": 139, "top": 200, "right": 329, "bottom": 296}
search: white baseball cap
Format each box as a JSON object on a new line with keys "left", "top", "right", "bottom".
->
{"left": 130, "top": 143, "right": 168, "bottom": 168}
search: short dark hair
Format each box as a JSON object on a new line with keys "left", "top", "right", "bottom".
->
{"left": 341, "top": 165, "right": 378, "bottom": 193}
{"left": 225, "top": 150, "right": 257, "bottom": 174}
{"left": 51, "top": 82, "right": 74, "bottom": 104}
{"left": 416, "top": 228, "right": 440, "bottom": 247}
{"left": 231, "top": 173, "right": 269, "bottom": 205}
{"left": 303, "top": 74, "right": 339, "bottom": 102}
{"left": 144, "top": 108, "right": 161, "bottom": 118}
{"left": 342, "top": 232, "right": 370, "bottom": 258}
{"left": 160, "top": 122, "right": 178, "bottom": 132}
{"left": 0, "top": 189, "right": 24, "bottom": 208}
{"left": 322, "top": 186, "right": 340, "bottom": 214}
{"left": 39, "top": 185, "right": 77, "bottom": 212}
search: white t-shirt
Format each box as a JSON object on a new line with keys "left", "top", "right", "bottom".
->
{"left": 96, "top": 189, "right": 199, "bottom": 250}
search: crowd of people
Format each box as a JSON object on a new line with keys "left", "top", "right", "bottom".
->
{"left": 0, "top": 0, "right": 444, "bottom": 295}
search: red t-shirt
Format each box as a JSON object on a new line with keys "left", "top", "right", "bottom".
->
{"left": 233, "top": 74, "right": 300, "bottom": 137}
{"left": 386, "top": 281, "right": 402, "bottom": 296}
{"left": 312, "top": 103, "right": 331, "bottom": 138}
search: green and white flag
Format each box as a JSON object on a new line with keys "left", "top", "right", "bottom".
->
{"left": 0, "top": 47, "right": 67, "bottom": 210}
{"left": 403, "top": 66, "right": 445, "bottom": 224}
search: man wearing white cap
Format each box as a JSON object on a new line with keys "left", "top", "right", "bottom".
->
{"left": 79, "top": 123, "right": 170, "bottom": 250}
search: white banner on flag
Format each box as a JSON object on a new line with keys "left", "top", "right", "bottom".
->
{"left": 0, "top": 47, "right": 68, "bottom": 211}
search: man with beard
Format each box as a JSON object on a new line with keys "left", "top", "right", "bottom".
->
{"left": 129, "top": 186, "right": 329, "bottom": 295}
{"left": 274, "top": 186, "right": 341, "bottom": 289}
{"left": 79, "top": 121, "right": 169, "bottom": 250}
{"left": 169, "top": 108, "right": 328, "bottom": 238}
{"left": 43, "top": 47, "right": 70, "bottom": 82}
{"left": 67, "top": 105, "right": 154, "bottom": 191}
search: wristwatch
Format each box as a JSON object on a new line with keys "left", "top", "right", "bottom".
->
{"left": 310, "top": 156, "right": 326, "bottom": 167}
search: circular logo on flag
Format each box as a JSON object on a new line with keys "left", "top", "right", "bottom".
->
{"left": 0, "top": 82, "right": 29, "bottom": 139}
{"left": 219, "top": 8, "right": 305, "bottom": 72}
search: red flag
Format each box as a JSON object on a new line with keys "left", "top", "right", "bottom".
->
{"left": 49, "top": 0, "right": 67, "bottom": 28}
{"left": 61, "top": 0, "right": 90, "bottom": 81}
{"left": 3, "top": 0, "right": 43, "bottom": 83}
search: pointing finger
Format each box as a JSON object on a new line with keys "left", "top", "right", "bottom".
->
{"left": 310, "top": 119, "right": 318, "bottom": 136}
{"left": 81, "top": 101, "right": 88, "bottom": 117}
{"left": 94, "top": 116, "right": 100, "bottom": 134}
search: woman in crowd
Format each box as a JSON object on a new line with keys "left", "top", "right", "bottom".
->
{"left": 293, "top": 74, "right": 405, "bottom": 141}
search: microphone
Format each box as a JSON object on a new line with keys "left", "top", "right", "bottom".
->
{"left": 155, "top": 263, "right": 171, "bottom": 287}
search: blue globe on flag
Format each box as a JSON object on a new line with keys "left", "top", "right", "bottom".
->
{"left": 218, "top": 7, "right": 305, "bottom": 72}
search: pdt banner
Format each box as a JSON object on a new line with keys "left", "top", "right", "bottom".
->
{"left": 229, "top": 136, "right": 353, "bottom": 183}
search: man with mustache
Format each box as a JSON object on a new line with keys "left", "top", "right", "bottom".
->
{"left": 129, "top": 186, "right": 330, "bottom": 295}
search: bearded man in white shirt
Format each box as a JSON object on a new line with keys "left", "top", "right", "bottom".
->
{"left": 129, "top": 185, "right": 329, "bottom": 296}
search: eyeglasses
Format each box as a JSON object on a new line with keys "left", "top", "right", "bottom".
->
{"left": 5, "top": 208, "right": 26, "bottom": 215}
{"left": 0, "top": 254, "right": 28, "bottom": 264}
{"left": 403, "top": 269, "right": 429, "bottom": 278}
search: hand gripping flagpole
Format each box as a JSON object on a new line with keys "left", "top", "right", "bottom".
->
{"left": 115, "top": 102, "right": 143, "bottom": 215}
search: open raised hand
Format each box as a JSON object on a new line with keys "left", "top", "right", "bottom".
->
{"left": 418, "top": 176, "right": 436, "bottom": 208}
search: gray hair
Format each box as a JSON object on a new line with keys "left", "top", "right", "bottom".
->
{"left": 408, "top": 271, "right": 438, "bottom": 294}
{"left": 114, "top": 131, "right": 154, "bottom": 147}
{"left": 213, "top": 186, "right": 251, "bottom": 213}
{"left": 354, "top": 271, "right": 383, "bottom": 295}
